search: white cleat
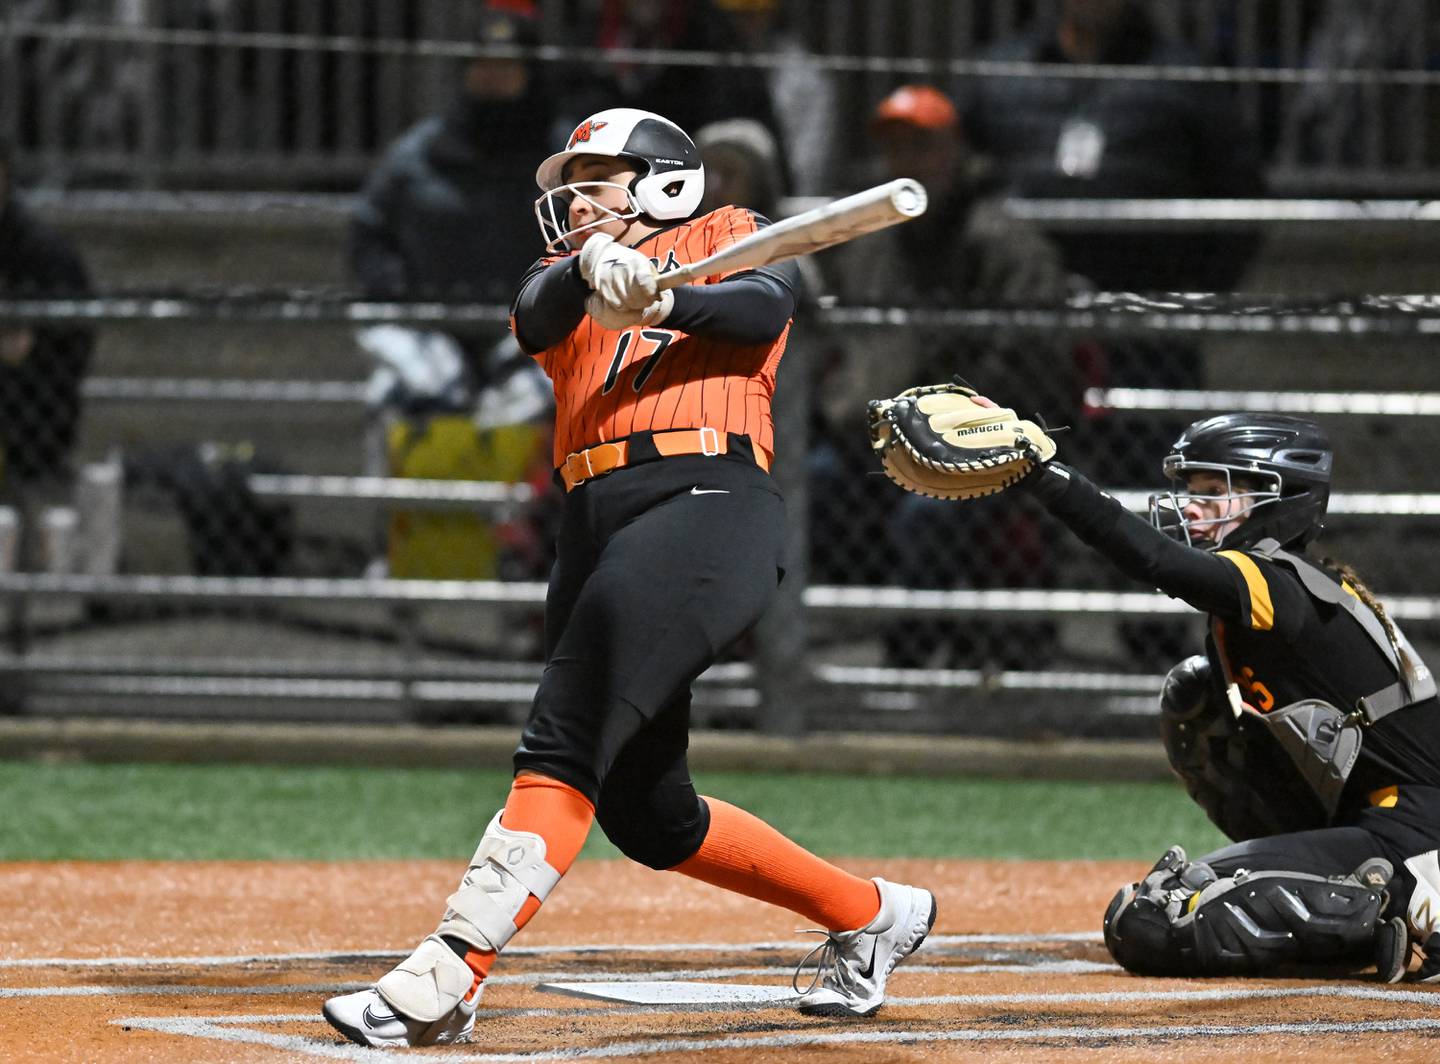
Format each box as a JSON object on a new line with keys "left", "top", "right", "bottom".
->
{"left": 323, "top": 986, "right": 477, "bottom": 1048}
{"left": 793, "top": 877, "right": 937, "bottom": 1017}
{"left": 321, "top": 813, "right": 560, "bottom": 1047}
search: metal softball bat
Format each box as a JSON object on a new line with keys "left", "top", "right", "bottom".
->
{"left": 656, "top": 178, "right": 929, "bottom": 289}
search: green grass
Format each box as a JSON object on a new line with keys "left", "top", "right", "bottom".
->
{"left": 0, "top": 761, "right": 1228, "bottom": 862}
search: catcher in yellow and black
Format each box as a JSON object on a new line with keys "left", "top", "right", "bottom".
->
{"left": 870, "top": 383, "right": 1440, "bottom": 983}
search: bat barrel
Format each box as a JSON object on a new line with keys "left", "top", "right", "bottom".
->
{"left": 654, "top": 178, "right": 929, "bottom": 291}
{"left": 819, "top": 178, "right": 928, "bottom": 222}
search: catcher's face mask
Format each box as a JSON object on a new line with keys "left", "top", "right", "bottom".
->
{"left": 1149, "top": 460, "right": 1280, "bottom": 549}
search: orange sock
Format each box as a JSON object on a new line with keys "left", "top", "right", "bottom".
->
{"left": 669, "top": 797, "right": 881, "bottom": 932}
{"left": 453, "top": 774, "right": 594, "bottom": 991}
{"left": 501, "top": 772, "right": 595, "bottom": 872}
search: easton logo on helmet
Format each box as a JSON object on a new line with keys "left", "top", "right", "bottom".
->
{"left": 567, "top": 120, "right": 609, "bottom": 148}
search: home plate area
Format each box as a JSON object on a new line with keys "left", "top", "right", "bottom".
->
{"left": 91, "top": 935, "right": 1440, "bottom": 1063}
{"left": 8, "top": 859, "right": 1440, "bottom": 1063}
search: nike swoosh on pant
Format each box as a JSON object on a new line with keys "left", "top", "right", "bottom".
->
{"left": 690, "top": 487, "right": 730, "bottom": 495}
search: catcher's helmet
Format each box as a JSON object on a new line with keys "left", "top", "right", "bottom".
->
{"left": 1149, "top": 412, "right": 1333, "bottom": 551}
{"left": 533, "top": 108, "right": 705, "bottom": 251}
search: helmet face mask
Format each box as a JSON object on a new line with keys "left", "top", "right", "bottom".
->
{"left": 1147, "top": 413, "right": 1333, "bottom": 553}
{"left": 534, "top": 180, "right": 642, "bottom": 254}
{"left": 1148, "top": 460, "right": 1282, "bottom": 549}
{"left": 534, "top": 108, "right": 705, "bottom": 252}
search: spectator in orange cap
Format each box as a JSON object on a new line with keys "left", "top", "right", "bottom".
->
{"left": 826, "top": 83, "right": 1067, "bottom": 368}
{"left": 867, "top": 85, "right": 963, "bottom": 226}
{"left": 814, "top": 84, "right": 1073, "bottom": 670}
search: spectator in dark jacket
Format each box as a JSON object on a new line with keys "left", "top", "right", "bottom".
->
{"left": 964, "top": 0, "right": 1263, "bottom": 291}
{"left": 0, "top": 139, "right": 94, "bottom": 490}
{"left": 350, "top": 4, "right": 555, "bottom": 582}
{"left": 350, "top": 4, "right": 556, "bottom": 317}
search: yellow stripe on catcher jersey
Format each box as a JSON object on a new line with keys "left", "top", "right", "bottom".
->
{"left": 1218, "top": 550, "right": 1275, "bottom": 631}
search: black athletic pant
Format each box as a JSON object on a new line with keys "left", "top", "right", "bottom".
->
{"left": 513, "top": 451, "right": 785, "bottom": 869}
{"left": 1197, "top": 784, "right": 1440, "bottom": 919}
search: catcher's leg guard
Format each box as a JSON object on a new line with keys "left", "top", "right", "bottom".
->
{"left": 376, "top": 812, "right": 561, "bottom": 1023}
{"left": 1104, "top": 845, "right": 1392, "bottom": 976}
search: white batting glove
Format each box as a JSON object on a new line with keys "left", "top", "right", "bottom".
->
{"left": 577, "top": 232, "right": 659, "bottom": 311}
{"left": 585, "top": 290, "right": 674, "bottom": 330}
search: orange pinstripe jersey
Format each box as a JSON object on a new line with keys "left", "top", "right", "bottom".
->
{"left": 519, "top": 205, "right": 791, "bottom": 467}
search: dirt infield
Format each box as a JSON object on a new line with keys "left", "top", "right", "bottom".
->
{"left": 4, "top": 858, "right": 1440, "bottom": 1062}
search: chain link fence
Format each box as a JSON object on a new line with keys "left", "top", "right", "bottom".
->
{"left": 4, "top": 1, "right": 1440, "bottom": 738}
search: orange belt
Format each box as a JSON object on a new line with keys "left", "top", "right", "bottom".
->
{"left": 559, "top": 428, "right": 770, "bottom": 492}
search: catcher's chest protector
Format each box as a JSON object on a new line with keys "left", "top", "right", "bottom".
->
{"left": 1214, "top": 539, "right": 1438, "bottom": 818}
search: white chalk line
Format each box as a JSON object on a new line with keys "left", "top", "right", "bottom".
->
{"left": 889, "top": 984, "right": 1440, "bottom": 1007}
{"left": 74, "top": 933, "right": 1440, "bottom": 1059}
{"left": 4, "top": 957, "right": 1120, "bottom": 999}
{"left": 0, "top": 931, "right": 1102, "bottom": 970}
{"left": 113, "top": 1008, "right": 1440, "bottom": 1063}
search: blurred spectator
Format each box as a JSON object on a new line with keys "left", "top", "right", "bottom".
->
{"left": 563, "top": 0, "right": 789, "bottom": 185}
{"left": 350, "top": 3, "right": 554, "bottom": 582}
{"left": 693, "top": 117, "right": 825, "bottom": 395}
{"left": 713, "top": 0, "right": 839, "bottom": 196}
{"left": 351, "top": 3, "right": 554, "bottom": 309}
{"left": 964, "top": 0, "right": 1264, "bottom": 291}
{"left": 696, "top": 118, "right": 785, "bottom": 219}
{"left": 819, "top": 86, "right": 1073, "bottom": 669}
{"left": 821, "top": 86, "right": 1071, "bottom": 442}
{"left": 0, "top": 136, "right": 94, "bottom": 496}
{"left": 1284, "top": 0, "right": 1434, "bottom": 174}
{"left": 965, "top": 1, "right": 1259, "bottom": 667}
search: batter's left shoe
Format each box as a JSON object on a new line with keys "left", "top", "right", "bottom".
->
{"left": 793, "top": 877, "right": 937, "bottom": 1017}
{"left": 324, "top": 985, "right": 476, "bottom": 1048}
{"left": 323, "top": 935, "right": 480, "bottom": 1047}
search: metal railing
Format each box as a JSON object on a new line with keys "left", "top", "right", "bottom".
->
{"left": 5, "top": 1, "right": 1440, "bottom": 194}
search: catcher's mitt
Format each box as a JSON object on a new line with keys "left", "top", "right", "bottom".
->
{"left": 867, "top": 382, "right": 1058, "bottom": 500}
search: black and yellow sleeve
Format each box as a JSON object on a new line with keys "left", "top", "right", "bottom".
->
{"left": 1215, "top": 550, "right": 1273, "bottom": 630}
{"left": 1213, "top": 550, "right": 1308, "bottom": 640}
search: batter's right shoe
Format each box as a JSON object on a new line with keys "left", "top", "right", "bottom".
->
{"left": 793, "top": 877, "right": 937, "bottom": 1017}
